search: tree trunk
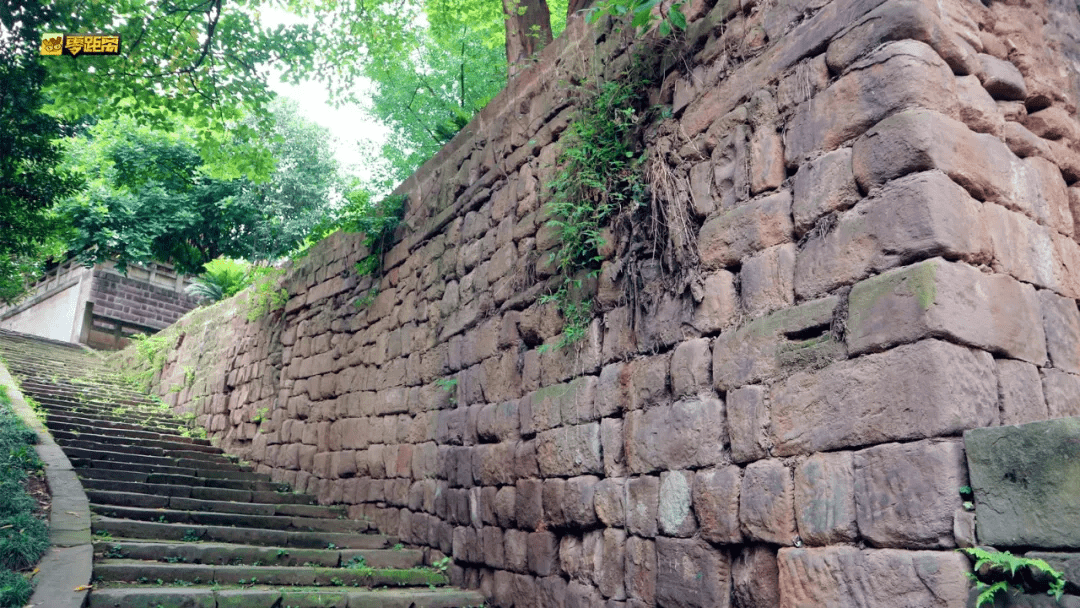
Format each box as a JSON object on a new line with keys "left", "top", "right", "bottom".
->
{"left": 566, "top": 0, "right": 592, "bottom": 20}
{"left": 503, "top": 0, "right": 553, "bottom": 76}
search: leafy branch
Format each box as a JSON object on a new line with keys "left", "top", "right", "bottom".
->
{"left": 960, "top": 547, "right": 1069, "bottom": 608}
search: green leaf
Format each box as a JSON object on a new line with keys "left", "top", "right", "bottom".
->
{"left": 669, "top": 5, "right": 686, "bottom": 30}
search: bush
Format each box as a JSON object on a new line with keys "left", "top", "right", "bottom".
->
{"left": 0, "top": 482, "right": 33, "bottom": 519}
{"left": 185, "top": 258, "right": 253, "bottom": 302}
{"left": 0, "top": 569, "right": 32, "bottom": 608}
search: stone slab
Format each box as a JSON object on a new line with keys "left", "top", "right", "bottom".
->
{"left": 965, "top": 417, "right": 1080, "bottom": 548}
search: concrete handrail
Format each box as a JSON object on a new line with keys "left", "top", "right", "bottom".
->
{"left": 0, "top": 359, "right": 93, "bottom": 608}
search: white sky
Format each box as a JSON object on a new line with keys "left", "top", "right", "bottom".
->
{"left": 259, "top": 6, "right": 391, "bottom": 180}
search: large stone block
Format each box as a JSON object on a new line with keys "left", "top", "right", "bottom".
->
{"left": 845, "top": 258, "right": 1047, "bottom": 364}
{"left": 776, "top": 547, "right": 970, "bottom": 608}
{"left": 536, "top": 423, "right": 602, "bottom": 477}
{"left": 794, "top": 451, "right": 858, "bottom": 545}
{"left": 740, "top": 244, "right": 796, "bottom": 318}
{"left": 699, "top": 190, "right": 793, "bottom": 269}
{"left": 1041, "top": 369, "right": 1080, "bottom": 420}
{"left": 670, "top": 338, "right": 712, "bottom": 398}
{"left": 731, "top": 545, "right": 780, "bottom": 608}
{"left": 594, "top": 477, "right": 625, "bottom": 527}
{"left": 625, "top": 536, "right": 656, "bottom": 605}
{"left": 786, "top": 41, "right": 958, "bottom": 165}
{"left": 626, "top": 475, "right": 659, "bottom": 538}
{"left": 795, "top": 171, "right": 989, "bottom": 300}
{"left": 739, "top": 459, "right": 797, "bottom": 546}
{"left": 977, "top": 53, "right": 1027, "bottom": 101}
{"left": 791, "top": 147, "right": 860, "bottom": 237}
{"left": 623, "top": 397, "right": 726, "bottom": 474}
{"left": 694, "top": 270, "right": 739, "bottom": 333}
{"left": 521, "top": 377, "right": 598, "bottom": 435}
{"left": 655, "top": 537, "right": 731, "bottom": 608}
{"left": 851, "top": 109, "right": 1022, "bottom": 210}
{"left": 997, "top": 358, "right": 1049, "bottom": 426}
{"left": 982, "top": 203, "right": 1060, "bottom": 294}
{"left": 1039, "top": 290, "right": 1080, "bottom": 375}
{"left": 965, "top": 417, "right": 1080, "bottom": 548}
{"left": 712, "top": 296, "right": 841, "bottom": 391}
{"left": 824, "top": 0, "right": 973, "bottom": 75}
{"left": 853, "top": 439, "right": 967, "bottom": 548}
{"left": 769, "top": 339, "right": 997, "bottom": 456}
{"left": 727, "top": 385, "right": 769, "bottom": 464}
{"left": 693, "top": 466, "right": 743, "bottom": 545}
{"left": 658, "top": 470, "right": 697, "bottom": 538}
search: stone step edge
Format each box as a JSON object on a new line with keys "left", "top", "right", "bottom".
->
{"left": 90, "top": 540, "right": 423, "bottom": 568}
{"left": 85, "top": 585, "right": 487, "bottom": 608}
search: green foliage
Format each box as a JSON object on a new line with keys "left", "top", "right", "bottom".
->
{"left": 960, "top": 547, "right": 1068, "bottom": 607}
{"left": 0, "top": 0, "right": 84, "bottom": 305}
{"left": 0, "top": 513, "right": 48, "bottom": 571}
{"left": 243, "top": 266, "right": 288, "bottom": 322}
{"left": 0, "top": 386, "right": 48, "bottom": 580}
{"left": 586, "top": 0, "right": 687, "bottom": 37}
{"left": 432, "top": 556, "right": 453, "bottom": 573}
{"left": 0, "top": 569, "right": 32, "bottom": 608}
{"left": 542, "top": 74, "right": 654, "bottom": 347}
{"left": 185, "top": 258, "right": 252, "bottom": 302}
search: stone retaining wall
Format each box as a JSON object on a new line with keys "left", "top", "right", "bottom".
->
{"left": 113, "top": 0, "right": 1080, "bottom": 605}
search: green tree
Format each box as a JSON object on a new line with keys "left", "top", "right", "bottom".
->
{"left": 0, "top": 0, "right": 84, "bottom": 303}
{"left": 236, "top": 98, "right": 342, "bottom": 260}
{"left": 58, "top": 119, "right": 260, "bottom": 273}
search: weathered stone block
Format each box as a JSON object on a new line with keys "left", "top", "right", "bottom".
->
{"left": 845, "top": 258, "right": 1047, "bottom": 364}
{"left": 740, "top": 244, "right": 796, "bottom": 318}
{"left": 982, "top": 203, "right": 1059, "bottom": 294}
{"left": 726, "top": 385, "right": 768, "bottom": 464}
{"left": 536, "top": 422, "right": 602, "bottom": 477}
{"left": 852, "top": 109, "right": 1025, "bottom": 212}
{"left": 1041, "top": 369, "right": 1080, "bottom": 420}
{"left": 527, "top": 530, "right": 559, "bottom": 576}
{"left": 563, "top": 475, "right": 599, "bottom": 528}
{"left": 977, "top": 53, "right": 1027, "bottom": 101}
{"left": 693, "top": 466, "right": 742, "bottom": 545}
{"left": 997, "top": 358, "right": 1048, "bottom": 426}
{"left": 626, "top": 475, "right": 659, "bottom": 538}
{"left": 956, "top": 74, "right": 1005, "bottom": 136}
{"left": 824, "top": 0, "right": 973, "bottom": 75}
{"left": 750, "top": 129, "right": 785, "bottom": 195}
{"left": 713, "top": 296, "right": 841, "bottom": 391}
{"left": 965, "top": 417, "right": 1080, "bottom": 548}
{"left": 594, "top": 477, "right": 625, "bottom": 527}
{"left": 625, "top": 536, "right": 656, "bottom": 605}
{"left": 794, "top": 451, "right": 858, "bottom": 545}
{"left": 655, "top": 537, "right": 731, "bottom": 608}
{"left": 791, "top": 147, "right": 860, "bottom": 237}
{"left": 658, "top": 470, "right": 696, "bottom": 538}
{"left": 787, "top": 41, "right": 958, "bottom": 165}
{"left": 670, "top": 338, "right": 712, "bottom": 398}
{"left": 699, "top": 190, "right": 793, "bottom": 269}
{"left": 1039, "top": 290, "right": 1080, "bottom": 375}
{"left": 623, "top": 397, "right": 726, "bottom": 474}
{"left": 777, "top": 547, "right": 970, "bottom": 607}
{"left": 740, "top": 459, "right": 797, "bottom": 545}
{"left": 853, "top": 439, "right": 966, "bottom": 548}
{"left": 732, "top": 545, "right": 780, "bottom": 608}
{"left": 600, "top": 417, "right": 625, "bottom": 478}
{"left": 694, "top": 270, "right": 739, "bottom": 333}
{"left": 522, "top": 377, "right": 597, "bottom": 435}
{"left": 795, "top": 171, "right": 990, "bottom": 300}
{"left": 769, "top": 339, "right": 997, "bottom": 455}
{"left": 515, "top": 479, "right": 543, "bottom": 531}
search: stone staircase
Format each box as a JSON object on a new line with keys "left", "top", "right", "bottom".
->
{"left": 0, "top": 329, "right": 484, "bottom": 608}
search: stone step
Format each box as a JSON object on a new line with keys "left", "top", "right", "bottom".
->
{"left": 62, "top": 442, "right": 244, "bottom": 470}
{"left": 53, "top": 428, "right": 220, "bottom": 453}
{"left": 89, "top": 504, "right": 371, "bottom": 534}
{"left": 79, "top": 477, "right": 315, "bottom": 504}
{"left": 71, "top": 457, "right": 259, "bottom": 480}
{"left": 92, "top": 541, "right": 422, "bottom": 569}
{"left": 45, "top": 414, "right": 212, "bottom": 445}
{"left": 92, "top": 516, "right": 395, "bottom": 549}
{"left": 60, "top": 441, "right": 237, "bottom": 465}
{"left": 85, "top": 490, "right": 342, "bottom": 518}
{"left": 93, "top": 559, "right": 447, "bottom": 587}
{"left": 34, "top": 399, "right": 184, "bottom": 430}
{"left": 75, "top": 467, "right": 287, "bottom": 492}
{"left": 86, "top": 586, "right": 486, "bottom": 608}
